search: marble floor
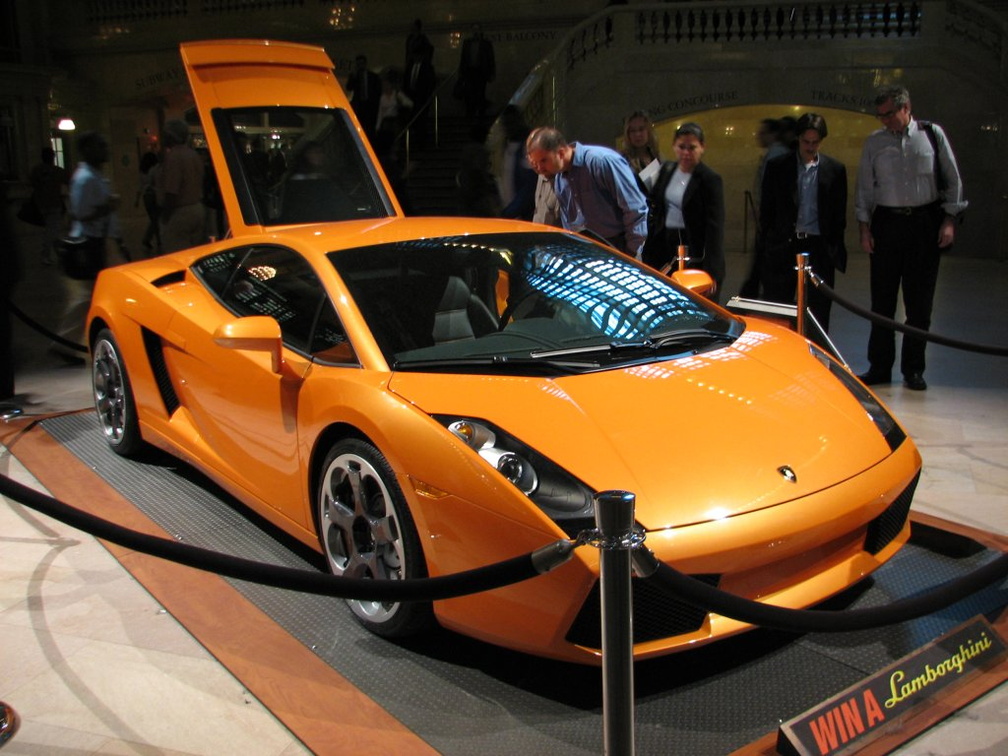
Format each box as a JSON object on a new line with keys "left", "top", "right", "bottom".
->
{"left": 1, "top": 237, "right": 1006, "bottom": 754}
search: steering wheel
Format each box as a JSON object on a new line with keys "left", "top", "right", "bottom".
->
{"left": 498, "top": 289, "right": 542, "bottom": 330}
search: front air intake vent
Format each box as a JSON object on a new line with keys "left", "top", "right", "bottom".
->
{"left": 565, "top": 573, "right": 721, "bottom": 650}
{"left": 864, "top": 472, "right": 919, "bottom": 555}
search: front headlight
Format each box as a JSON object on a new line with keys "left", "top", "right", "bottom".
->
{"left": 437, "top": 416, "right": 595, "bottom": 536}
{"left": 809, "top": 344, "right": 906, "bottom": 451}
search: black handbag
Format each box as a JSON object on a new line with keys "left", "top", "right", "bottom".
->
{"left": 16, "top": 197, "right": 44, "bottom": 227}
{"left": 57, "top": 236, "right": 106, "bottom": 280}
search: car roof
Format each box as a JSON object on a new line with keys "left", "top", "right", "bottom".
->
{"left": 249, "top": 215, "right": 570, "bottom": 259}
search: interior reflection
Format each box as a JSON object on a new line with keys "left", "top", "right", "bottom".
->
{"left": 330, "top": 232, "right": 742, "bottom": 374}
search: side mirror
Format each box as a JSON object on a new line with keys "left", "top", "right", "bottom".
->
{"left": 670, "top": 268, "right": 716, "bottom": 297}
{"left": 213, "top": 316, "right": 285, "bottom": 374}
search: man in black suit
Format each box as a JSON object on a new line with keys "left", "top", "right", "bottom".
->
{"left": 345, "top": 54, "right": 382, "bottom": 141}
{"left": 759, "top": 112, "right": 847, "bottom": 331}
{"left": 403, "top": 25, "right": 436, "bottom": 150}
{"left": 458, "top": 25, "right": 495, "bottom": 120}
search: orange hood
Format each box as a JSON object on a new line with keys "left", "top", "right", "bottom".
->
{"left": 388, "top": 332, "right": 894, "bottom": 530}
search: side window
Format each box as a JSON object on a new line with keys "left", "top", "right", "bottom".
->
{"left": 191, "top": 247, "right": 246, "bottom": 296}
{"left": 192, "top": 245, "right": 354, "bottom": 362}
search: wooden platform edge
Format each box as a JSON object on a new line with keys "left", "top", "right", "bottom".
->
{"left": 1, "top": 414, "right": 439, "bottom": 756}
{"left": 732, "top": 512, "right": 1008, "bottom": 756}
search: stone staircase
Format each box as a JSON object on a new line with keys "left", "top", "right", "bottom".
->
{"left": 398, "top": 113, "right": 478, "bottom": 217}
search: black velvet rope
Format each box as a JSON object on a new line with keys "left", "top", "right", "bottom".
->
{"left": 6, "top": 465, "right": 1006, "bottom": 634}
{"left": 0, "top": 473, "right": 547, "bottom": 601}
{"left": 811, "top": 275, "right": 1008, "bottom": 357}
{"left": 9, "top": 302, "right": 89, "bottom": 353}
{"left": 644, "top": 552, "right": 1008, "bottom": 634}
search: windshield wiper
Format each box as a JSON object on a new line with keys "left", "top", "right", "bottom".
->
{"left": 530, "top": 328, "right": 735, "bottom": 361}
{"left": 649, "top": 328, "right": 736, "bottom": 349}
{"left": 392, "top": 355, "right": 591, "bottom": 374}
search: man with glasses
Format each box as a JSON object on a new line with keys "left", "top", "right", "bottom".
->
{"left": 854, "top": 85, "right": 967, "bottom": 390}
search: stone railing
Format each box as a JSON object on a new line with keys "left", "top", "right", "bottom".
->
{"left": 571, "top": 0, "right": 922, "bottom": 66}
{"left": 516, "top": 0, "right": 1006, "bottom": 130}
{"left": 83, "top": 0, "right": 313, "bottom": 23}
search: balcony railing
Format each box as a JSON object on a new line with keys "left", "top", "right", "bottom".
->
{"left": 516, "top": 1, "right": 1006, "bottom": 133}
{"left": 629, "top": 2, "right": 923, "bottom": 49}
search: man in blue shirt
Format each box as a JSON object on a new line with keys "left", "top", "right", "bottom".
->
{"left": 54, "top": 131, "right": 122, "bottom": 363}
{"left": 525, "top": 127, "right": 648, "bottom": 259}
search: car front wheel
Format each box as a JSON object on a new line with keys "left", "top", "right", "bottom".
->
{"left": 91, "top": 328, "right": 143, "bottom": 457}
{"left": 317, "top": 438, "right": 432, "bottom": 638}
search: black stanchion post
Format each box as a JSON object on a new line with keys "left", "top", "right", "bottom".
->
{"left": 0, "top": 700, "right": 19, "bottom": 748}
{"left": 795, "top": 251, "right": 810, "bottom": 337}
{"left": 434, "top": 95, "right": 440, "bottom": 147}
{"left": 594, "top": 489, "right": 636, "bottom": 755}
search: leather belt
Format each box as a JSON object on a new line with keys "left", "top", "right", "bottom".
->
{"left": 793, "top": 231, "right": 819, "bottom": 239}
{"left": 875, "top": 203, "right": 939, "bottom": 216}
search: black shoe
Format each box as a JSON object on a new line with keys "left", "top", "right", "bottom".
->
{"left": 0, "top": 400, "right": 23, "bottom": 418}
{"left": 857, "top": 370, "right": 891, "bottom": 386}
{"left": 904, "top": 373, "right": 927, "bottom": 391}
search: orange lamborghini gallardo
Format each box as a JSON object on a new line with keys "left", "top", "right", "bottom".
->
{"left": 85, "top": 40, "right": 921, "bottom": 663}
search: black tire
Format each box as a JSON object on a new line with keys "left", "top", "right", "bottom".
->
{"left": 91, "top": 328, "right": 143, "bottom": 457}
{"left": 316, "top": 438, "right": 433, "bottom": 637}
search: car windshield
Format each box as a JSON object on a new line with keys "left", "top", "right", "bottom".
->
{"left": 211, "top": 106, "right": 393, "bottom": 226}
{"left": 330, "top": 233, "right": 742, "bottom": 375}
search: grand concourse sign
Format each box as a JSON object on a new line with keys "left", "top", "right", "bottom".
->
{"left": 778, "top": 616, "right": 1007, "bottom": 756}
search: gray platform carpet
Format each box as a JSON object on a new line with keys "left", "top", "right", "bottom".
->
{"left": 41, "top": 412, "right": 1007, "bottom": 755}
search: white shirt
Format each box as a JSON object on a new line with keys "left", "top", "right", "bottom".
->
{"left": 663, "top": 167, "right": 692, "bottom": 229}
{"left": 69, "top": 162, "right": 119, "bottom": 239}
{"left": 855, "top": 118, "right": 967, "bottom": 222}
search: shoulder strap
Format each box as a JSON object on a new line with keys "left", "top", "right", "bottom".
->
{"left": 917, "top": 120, "right": 946, "bottom": 192}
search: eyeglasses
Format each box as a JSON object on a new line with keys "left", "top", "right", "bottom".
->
{"left": 875, "top": 107, "right": 901, "bottom": 120}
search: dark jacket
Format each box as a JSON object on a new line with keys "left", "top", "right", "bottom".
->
{"left": 346, "top": 68, "right": 383, "bottom": 136}
{"left": 759, "top": 150, "right": 848, "bottom": 272}
{"left": 643, "top": 160, "right": 725, "bottom": 286}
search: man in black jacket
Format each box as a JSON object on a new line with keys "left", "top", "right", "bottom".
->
{"left": 458, "top": 25, "right": 495, "bottom": 120}
{"left": 759, "top": 112, "right": 847, "bottom": 331}
{"left": 345, "top": 54, "right": 382, "bottom": 140}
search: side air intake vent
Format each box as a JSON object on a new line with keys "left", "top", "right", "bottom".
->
{"left": 141, "top": 327, "right": 180, "bottom": 416}
{"left": 152, "top": 271, "right": 186, "bottom": 288}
